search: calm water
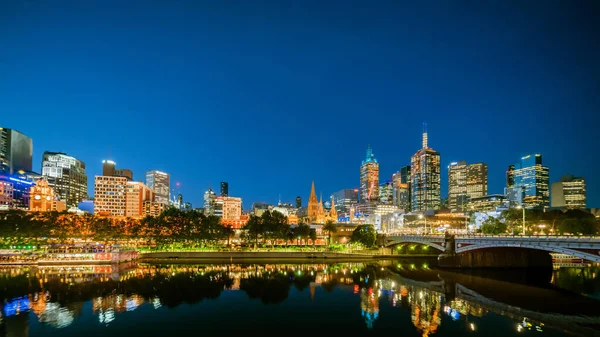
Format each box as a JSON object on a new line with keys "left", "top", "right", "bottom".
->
{"left": 1, "top": 260, "right": 600, "bottom": 337}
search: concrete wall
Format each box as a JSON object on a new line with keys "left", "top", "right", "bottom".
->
{"left": 438, "top": 247, "right": 553, "bottom": 268}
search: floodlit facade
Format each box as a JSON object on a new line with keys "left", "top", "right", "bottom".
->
{"left": 145, "top": 170, "right": 170, "bottom": 204}
{"left": 94, "top": 176, "right": 128, "bottom": 216}
{"left": 29, "top": 179, "right": 55, "bottom": 212}
{"left": 551, "top": 175, "right": 586, "bottom": 209}
{"left": 506, "top": 154, "right": 549, "bottom": 209}
{"left": 360, "top": 145, "right": 379, "bottom": 203}
{"left": 411, "top": 129, "right": 441, "bottom": 211}
{"left": 41, "top": 151, "right": 88, "bottom": 207}
{"left": 215, "top": 196, "right": 242, "bottom": 220}
{"left": 125, "top": 181, "right": 155, "bottom": 218}
{"left": 0, "top": 127, "right": 33, "bottom": 174}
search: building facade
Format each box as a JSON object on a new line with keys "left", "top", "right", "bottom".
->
{"left": 0, "top": 127, "right": 33, "bottom": 174}
{"left": 102, "top": 160, "right": 116, "bottom": 176}
{"left": 29, "top": 179, "right": 55, "bottom": 212}
{"left": 466, "top": 163, "right": 488, "bottom": 199}
{"left": 360, "top": 145, "right": 379, "bottom": 203}
{"left": 125, "top": 181, "right": 155, "bottom": 218}
{"left": 203, "top": 187, "right": 217, "bottom": 215}
{"left": 448, "top": 161, "right": 467, "bottom": 211}
{"left": 378, "top": 181, "right": 393, "bottom": 204}
{"left": 469, "top": 194, "right": 507, "bottom": 212}
{"left": 410, "top": 129, "right": 441, "bottom": 212}
{"left": 41, "top": 151, "right": 88, "bottom": 207}
{"left": 506, "top": 154, "right": 549, "bottom": 209}
{"left": 296, "top": 196, "right": 302, "bottom": 208}
{"left": 331, "top": 189, "right": 359, "bottom": 214}
{"left": 145, "top": 170, "right": 170, "bottom": 204}
{"left": 220, "top": 182, "right": 229, "bottom": 197}
{"left": 215, "top": 196, "right": 242, "bottom": 220}
{"left": 115, "top": 169, "right": 133, "bottom": 181}
{"left": 551, "top": 175, "right": 586, "bottom": 209}
{"left": 94, "top": 176, "right": 128, "bottom": 216}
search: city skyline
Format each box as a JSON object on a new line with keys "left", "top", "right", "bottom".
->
{"left": 1, "top": 1, "right": 599, "bottom": 208}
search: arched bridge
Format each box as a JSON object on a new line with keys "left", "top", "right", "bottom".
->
{"left": 385, "top": 234, "right": 600, "bottom": 264}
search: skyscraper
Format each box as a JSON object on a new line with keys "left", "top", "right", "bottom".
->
{"left": 378, "top": 181, "right": 393, "bottom": 204}
{"left": 331, "top": 189, "right": 359, "bottom": 213}
{"left": 506, "top": 154, "right": 549, "bottom": 209}
{"left": 102, "top": 160, "right": 116, "bottom": 176}
{"left": 295, "top": 196, "right": 302, "bottom": 208}
{"left": 145, "top": 170, "right": 170, "bottom": 204}
{"left": 41, "top": 151, "right": 88, "bottom": 207}
{"left": 551, "top": 175, "right": 586, "bottom": 209}
{"left": 0, "top": 127, "right": 33, "bottom": 174}
{"left": 115, "top": 169, "right": 133, "bottom": 181}
{"left": 360, "top": 145, "right": 379, "bottom": 203}
{"left": 203, "top": 187, "right": 216, "bottom": 215}
{"left": 466, "top": 163, "right": 488, "bottom": 199}
{"left": 448, "top": 161, "right": 467, "bottom": 211}
{"left": 220, "top": 182, "right": 229, "bottom": 197}
{"left": 410, "top": 127, "right": 441, "bottom": 212}
{"left": 94, "top": 176, "right": 128, "bottom": 216}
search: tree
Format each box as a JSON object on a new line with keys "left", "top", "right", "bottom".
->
{"left": 323, "top": 220, "right": 337, "bottom": 246}
{"left": 294, "top": 223, "right": 311, "bottom": 246}
{"left": 244, "top": 215, "right": 263, "bottom": 248}
{"left": 480, "top": 217, "right": 507, "bottom": 235}
{"left": 309, "top": 229, "right": 317, "bottom": 246}
{"left": 351, "top": 225, "right": 376, "bottom": 248}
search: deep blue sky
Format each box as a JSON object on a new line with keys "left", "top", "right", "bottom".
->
{"left": 1, "top": 0, "right": 599, "bottom": 209}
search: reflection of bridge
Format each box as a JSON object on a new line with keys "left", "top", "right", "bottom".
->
{"left": 385, "top": 235, "right": 600, "bottom": 263}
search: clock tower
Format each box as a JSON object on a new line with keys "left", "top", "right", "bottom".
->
{"left": 29, "top": 179, "right": 55, "bottom": 212}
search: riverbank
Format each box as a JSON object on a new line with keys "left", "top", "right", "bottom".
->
{"left": 138, "top": 251, "right": 438, "bottom": 261}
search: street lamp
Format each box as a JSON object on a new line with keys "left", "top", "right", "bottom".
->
{"left": 516, "top": 205, "right": 525, "bottom": 235}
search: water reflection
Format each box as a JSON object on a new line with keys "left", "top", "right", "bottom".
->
{"left": 0, "top": 261, "right": 599, "bottom": 336}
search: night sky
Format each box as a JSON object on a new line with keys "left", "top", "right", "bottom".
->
{"left": 1, "top": 1, "right": 599, "bottom": 209}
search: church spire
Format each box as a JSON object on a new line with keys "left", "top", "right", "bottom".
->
{"left": 309, "top": 180, "right": 317, "bottom": 203}
{"left": 329, "top": 195, "right": 338, "bottom": 221}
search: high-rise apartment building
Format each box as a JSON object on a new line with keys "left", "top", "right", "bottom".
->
{"left": 125, "top": 181, "right": 155, "bottom": 218}
{"left": 506, "top": 154, "right": 549, "bottom": 209}
{"left": 145, "top": 170, "right": 170, "bottom": 204}
{"left": 220, "top": 182, "right": 229, "bottom": 197}
{"left": 94, "top": 176, "right": 127, "bottom": 216}
{"left": 41, "top": 151, "right": 88, "bottom": 207}
{"left": 331, "top": 189, "right": 359, "bottom": 213}
{"left": 410, "top": 128, "right": 441, "bottom": 211}
{"left": 360, "top": 145, "right": 379, "bottom": 203}
{"left": 448, "top": 161, "right": 467, "bottom": 211}
{"left": 551, "top": 175, "right": 586, "bottom": 209}
{"left": 466, "top": 163, "right": 488, "bottom": 199}
{"left": 0, "top": 127, "right": 33, "bottom": 174}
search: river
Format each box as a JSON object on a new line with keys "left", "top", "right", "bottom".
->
{"left": 1, "top": 259, "right": 599, "bottom": 337}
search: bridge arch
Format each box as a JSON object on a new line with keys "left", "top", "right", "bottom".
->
{"left": 457, "top": 243, "right": 600, "bottom": 263}
{"left": 385, "top": 236, "right": 445, "bottom": 252}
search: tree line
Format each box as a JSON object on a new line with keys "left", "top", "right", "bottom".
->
{"left": 480, "top": 208, "right": 598, "bottom": 235}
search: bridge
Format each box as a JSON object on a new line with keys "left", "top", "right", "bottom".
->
{"left": 384, "top": 234, "right": 600, "bottom": 267}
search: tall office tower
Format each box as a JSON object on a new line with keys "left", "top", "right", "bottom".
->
{"left": 551, "top": 175, "right": 586, "bottom": 209}
{"left": 410, "top": 127, "right": 441, "bottom": 212}
{"left": 466, "top": 163, "right": 488, "bottom": 199}
{"left": 0, "top": 127, "right": 33, "bottom": 174}
{"left": 506, "top": 154, "right": 549, "bottom": 209}
{"left": 102, "top": 160, "right": 116, "bottom": 176}
{"left": 448, "top": 161, "right": 467, "bottom": 211}
{"left": 296, "top": 196, "right": 302, "bottom": 208}
{"left": 360, "top": 145, "right": 379, "bottom": 203}
{"left": 215, "top": 196, "right": 242, "bottom": 219}
{"left": 203, "top": 187, "right": 216, "bottom": 215}
{"left": 220, "top": 182, "right": 229, "bottom": 197}
{"left": 378, "top": 181, "right": 393, "bottom": 204}
{"left": 94, "top": 176, "right": 128, "bottom": 216}
{"left": 145, "top": 170, "right": 170, "bottom": 204}
{"left": 125, "top": 181, "right": 155, "bottom": 217}
{"left": 331, "top": 189, "right": 359, "bottom": 213}
{"left": 115, "top": 169, "right": 133, "bottom": 181}
{"left": 41, "top": 151, "right": 88, "bottom": 207}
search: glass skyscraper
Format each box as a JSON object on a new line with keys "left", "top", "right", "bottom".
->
{"left": 0, "top": 127, "right": 33, "bottom": 174}
{"left": 506, "top": 154, "right": 549, "bottom": 209}
{"left": 410, "top": 129, "right": 441, "bottom": 212}
{"left": 145, "top": 170, "right": 170, "bottom": 204}
{"left": 360, "top": 145, "right": 379, "bottom": 203}
{"left": 41, "top": 151, "right": 88, "bottom": 207}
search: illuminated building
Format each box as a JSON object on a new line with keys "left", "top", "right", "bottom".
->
{"left": 41, "top": 151, "right": 88, "bottom": 207}
{"left": 215, "top": 196, "right": 242, "bottom": 220}
{"left": 307, "top": 181, "right": 319, "bottom": 222}
{"left": 0, "top": 173, "right": 35, "bottom": 209}
{"left": 94, "top": 176, "right": 127, "bottom": 216}
{"left": 29, "top": 179, "right": 55, "bottom": 212}
{"left": 551, "top": 175, "right": 586, "bottom": 209}
{"left": 221, "top": 214, "right": 249, "bottom": 229}
{"left": 296, "top": 196, "right": 302, "bottom": 208}
{"left": 411, "top": 127, "right": 441, "bottom": 211}
{"left": 203, "top": 187, "right": 217, "bottom": 215}
{"left": 145, "top": 170, "right": 170, "bottom": 204}
{"left": 328, "top": 196, "right": 338, "bottom": 222}
{"left": 392, "top": 168, "right": 411, "bottom": 211}
{"left": 115, "top": 169, "right": 133, "bottom": 181}
{"left": 220, "top": 182, "right": 228, "bottom": 196}
{"left": 331, "top": 189, "right": 358, "bottom": 213}
{"left": 360, "top": 287, "right": 380, "bottom": 329}
{"left": 0, "top": 126, "right": 33, "bottom": 174}
{"left": 360, "top": 145, "right": 379, "bottom": 203}
{"left": 252, "top": 201, "right": 269, "bottom": 217}
{"left": 469, "top": 194, "right": 507, "bottom": 212}
{"left": 506, "top": 154, "right": 549, "bottom": 209}
{"left": 143, "top": 200, "right": 166, "bottom": 217}
{"left": 125, "top": 181, "right": 155, "bottom": 218}
{"left": 466, "top": 163, "right": 488, "bottom": 199}
{"left": 378, "top": 181, "right": 393, "bottom": 204}
{"left": 448, "top": 161, "right": 467, "bottom": 211}
{"left": 102, "top": 160, "right": 116, "bottom": 176}
{"left": 0, "top": 179, "right": 14, "bottom": 209}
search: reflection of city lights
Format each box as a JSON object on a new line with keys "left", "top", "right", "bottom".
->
{"left": 470, "top": 323, "right": 475, "bottom": 331}
{"left": 419, "top": 291, "right": 423, "bottom": 299}
{"left": 517, "top": 325, "right": 523, "bottom": 332}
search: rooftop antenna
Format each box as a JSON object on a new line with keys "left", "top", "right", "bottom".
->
{"left": 278, "top": 194, "right": 282, "bottom": 206}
